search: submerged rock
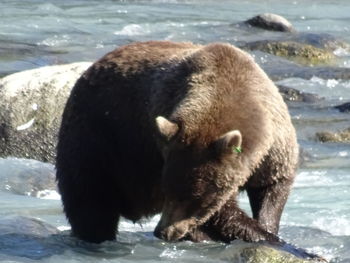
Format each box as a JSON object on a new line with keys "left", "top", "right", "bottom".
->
{"left": 334, "top": 102, "right": 350, "bottom": 113}
{"left": 254, "top": 52, "right": 350, "bottom": 80}
{"left": 244, "top": 41, "right": 336, "bottom": 66}
{"left": 0, "top": 216, "right": 58, "bottom": 237}
{"left": 277, "top": 85, "right": 323, "bottom": 103}
{"left": 288, "top": 33, "right": 350, "bottom": 52}
{"left": 316, "top": 127, "right": 350, "bottom": 143}
{"left": 218, "top": 242, "right": 323, "bottom": 263}
{"left": 0, "top": 158, "right": 56, "bottom": 197}
{"left": 0, "top": 62, "right": 92, "bottom": 163}
{"left": 0, "top": 216, "right": 63, "bottom": 260}
{"left": 241, "top": 246, "right": 310, "bottom": 263}
{"left": 244, "top": 13, "right": 295, "bottom": 32}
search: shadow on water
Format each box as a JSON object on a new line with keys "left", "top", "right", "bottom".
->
{"left": 0, "top": 230, "right": 135, "bottom": 261}
{"left": 0, "top": 216, "right": 135, "bottom": 261}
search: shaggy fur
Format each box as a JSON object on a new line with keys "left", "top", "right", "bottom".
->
{"left": 56, "top": 41, "right": 298, "bottom": 244}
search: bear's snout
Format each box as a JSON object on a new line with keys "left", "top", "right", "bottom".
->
{"left": 154, "top": 199, "right": 199, "bottom": 241}
{"left": 154, "top": 224, "right": 186, "bottom": 241}
{"left": 154, "top": 218, "right": 195, "bottom": 241}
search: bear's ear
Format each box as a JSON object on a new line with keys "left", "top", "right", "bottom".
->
{"left": 155, "top": 116, "right": 179, "bottom": 141}
{"left": 215, "top": 130, "right": 242, "bottom": 155}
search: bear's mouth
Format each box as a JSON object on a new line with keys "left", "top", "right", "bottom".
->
{"left": 154, "top": 217, "right": 198, "bottom": 241}
{"left": 154, "top": 187, "right": 234, "bottom": 242}
{"left": 154, "top": 219, "right": 213, "bottom": 242}
{"left": 153, "top": 198, "right": 200, "bottom": 241}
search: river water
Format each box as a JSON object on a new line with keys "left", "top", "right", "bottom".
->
{"left": 0, "top": 0, "right": 349, "bottom": 262}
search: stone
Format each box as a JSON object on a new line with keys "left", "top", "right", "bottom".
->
{"left": 244, "top": 13, "right": 295, "bottom": 32}
{"left": 277, "top": 84, "right": 323, "bottom": 103}
{"left": 316, "top": 127, "right": 350, "bottom": 143}
{"left": 243, "top": 41, "right": 336, "bottom": 66}
{"left": 0, "top": 62, "right": 92, "bottom": 163}
{"left": 0, "top": 158, "right": 56, "bottom": 197}
{"left": 0, "top": 216, "right": 58, "bottom": 236}
{"left": 253, "top": 52, "right": 350, "bottom": 81}
{"left": 217, "top": 242, "right": 324, "bottom": 263}
{"left": 241, "top": 246, "right": 310, "bottom": 263}
{"left": 288, "top": 33, "right": 350, "bottom": 52}
{"left": 334, "top": 102, "right": 350, "bottom": 113}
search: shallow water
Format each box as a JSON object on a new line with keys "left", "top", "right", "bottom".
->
{"left": 0, "top": 0, "right": 350, "bottom": 262}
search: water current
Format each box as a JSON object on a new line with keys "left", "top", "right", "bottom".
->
{"left": 0, "top": 0, "right": 349, "bottom": 262}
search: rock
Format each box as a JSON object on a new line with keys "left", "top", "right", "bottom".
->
{"left": 316, "top": 127, "right": 350, "bottom": 143}
{"left": 0, "top": 158, "right": 56, "bottom": 197}
{"left": 277, "top": 85, "right": 323, "bottom": 103}
{"left": 0, "top": 216, "right": 58, "bottom": 237}
{"left": 243, "top": 41, "right": 336, "bottom": 66}
{"left": 0, "top": 216, "right": 63, "bottom": 260}
{"left": 0, "top": 62, "right": 92, "bottom": 163}
{"left": 252, "top": 51, "right": 350, "bottom": 80}
{"left": 334, "top": 102, "right": 350, "bottom": 113}
{"left": 217, "top": 242, "right": 323, "bottom": 263}
{"left": 244, "top": 13, "right": 295, "bottom": 32}
{"left": 241, "top": 246, "right": 310, "bottom": 263}
{"left": 288, "top": 33, "right": 350, "bottom": 52}
{"left": 304, "top": 66, "right": 350, "bottom": 80}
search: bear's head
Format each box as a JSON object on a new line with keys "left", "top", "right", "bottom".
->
{"left": 153, "top": 116, "right": 243, "bottom": 241}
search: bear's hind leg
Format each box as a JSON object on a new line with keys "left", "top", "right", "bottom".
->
{"left": 57, "top": 124, "right": 122, "bottom": 243}
{"left": 64, "top": 196, "right": 120, "bottom": 243}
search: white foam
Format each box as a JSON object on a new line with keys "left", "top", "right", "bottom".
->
{"left": 338, "top": 151, "right": 349, "bottom": 157}
{"left": 312, "top": 216, "right": 350, "bottom": 236}
{"left": 308, "top": 246, "right": 336, "bottom": 262}
{"left": 326, "top": 79, "right": 339, "bottom": 89}
{"left": 114, "top": 24, "right": 148, "bottom": 36}
{"left": 277, "top": 77, "right": 350, "bottom": 100}
{"left": 38, "top": 34, "right": 71, "bottom": 47}
{"left": 294, "top": 170, "right": 333, "bottom": 188}
{"left": 36, "top": 190, "right": 61, "bottom": 200}
{"left": 333, "top": 47, "right": 349, "bottom": 56}
{"left": 119, "top": 215, "right": 159, "bottom": 232}
{"left": 160, "top": 246, "right": 186, "bottom": 259}
{"left": 57, "top": 225, "right": 70, "bottom": 231}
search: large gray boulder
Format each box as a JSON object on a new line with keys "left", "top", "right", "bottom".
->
{"left": 0, "top": 62, "right": 92, "bottom": 163}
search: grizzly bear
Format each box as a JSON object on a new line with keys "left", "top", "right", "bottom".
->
{"left": 56, "top": 41, "right": 298, "bottom": 244}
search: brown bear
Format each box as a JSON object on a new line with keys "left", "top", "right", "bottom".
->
{"left": 56, "top": 41, "right": 298, "bottom": 245}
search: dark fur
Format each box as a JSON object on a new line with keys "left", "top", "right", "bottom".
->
{"left": 56, "top": 41, "right": 298, "bottom": 243}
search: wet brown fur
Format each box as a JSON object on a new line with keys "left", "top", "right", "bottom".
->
{"left": 56, "top": 41, "right": 298, "bottom": 243}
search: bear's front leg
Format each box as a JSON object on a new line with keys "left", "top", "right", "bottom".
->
{"left": 200, "top": 196, "right": 280, "bottom": 243}
{"left": 246, "top": 176, "right": 294, "bottom": 235}
{"left": 182, "top": 197, "right": 325, "bottom": 261}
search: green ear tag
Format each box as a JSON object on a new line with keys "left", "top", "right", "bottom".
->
{"left": 234, "top": 147, "right": 242, "bottom": 153}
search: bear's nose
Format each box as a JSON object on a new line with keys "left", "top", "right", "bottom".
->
{"left": 154, "top": 224, "right": 188, "bottom": 241}
{"left": 154, "top": 224, "right": 176, "bottom": 241}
